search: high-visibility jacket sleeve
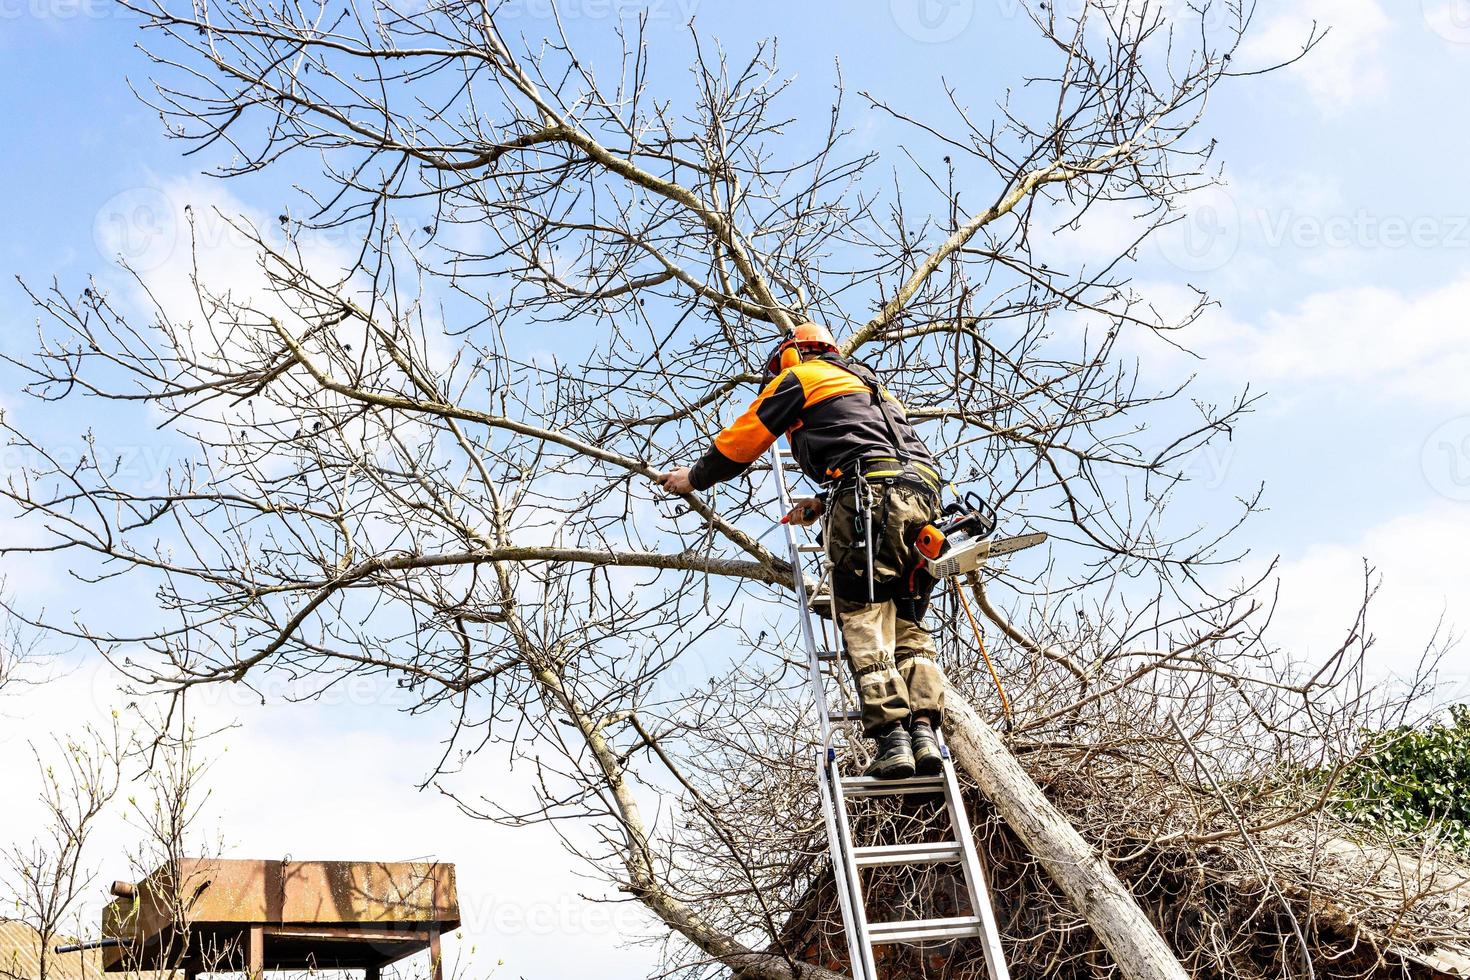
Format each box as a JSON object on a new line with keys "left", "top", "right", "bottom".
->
{"left": 689, "top": 369, "right": 807, "bottom": 490}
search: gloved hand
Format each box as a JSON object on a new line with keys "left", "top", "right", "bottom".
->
{"left": 782, "top": 497, "right": 824, "bottom": 526}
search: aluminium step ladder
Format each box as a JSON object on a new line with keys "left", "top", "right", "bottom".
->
{"left": 768, "top": 445, "right": 1010, "bottom": 980}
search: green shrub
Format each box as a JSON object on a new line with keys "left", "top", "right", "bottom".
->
{"left": 1333, "top": 704, "right": 1470, "bottom": 853}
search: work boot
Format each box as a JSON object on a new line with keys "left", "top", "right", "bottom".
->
{"left": 910, "top": 717, "right": 943, "bottom": 777}
{"left": 863, "top": 722, "right": 915, "bottom": 780}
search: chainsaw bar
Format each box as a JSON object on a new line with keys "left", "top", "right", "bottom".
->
{"left": 929, "top": 531, "right": 1048, "bottom": 579}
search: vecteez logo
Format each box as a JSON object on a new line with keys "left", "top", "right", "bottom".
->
{"left": 1155, "top": 185, "right": 1241, "bottom": 274}
{"left": 1425, "top": 0, "right": 1470, "bottom": 43}
{"left": 890, "top": 0, "right": 975, "bottom": 43}
{"left": 93, "top": 187, "right": 180, "bottom": 272}
{"left": 1423, "top": 416, "right": 1470, "bottom": 502}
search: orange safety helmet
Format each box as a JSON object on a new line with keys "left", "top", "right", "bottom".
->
{"left": 762, "top": 322, "right": 839, "bottom": 378}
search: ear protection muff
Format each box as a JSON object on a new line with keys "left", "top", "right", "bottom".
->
{"left": 763, "top": 323, "right": 838, "bottom": 381}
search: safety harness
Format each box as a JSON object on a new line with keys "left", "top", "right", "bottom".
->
{"left": 813, "top": 352, "right": 941, "bottom": 493}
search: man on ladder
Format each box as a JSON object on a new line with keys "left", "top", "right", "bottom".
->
{"left": 656, "top": 323, "right": 950, "bottom": 780}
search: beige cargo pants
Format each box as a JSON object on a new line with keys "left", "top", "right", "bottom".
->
{"left": 824, "top": 481, "right": 946, "bottom": 737}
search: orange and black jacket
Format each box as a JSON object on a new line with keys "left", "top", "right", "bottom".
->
{"left": 688, "top": 353, "right": 940, "bottom": 491}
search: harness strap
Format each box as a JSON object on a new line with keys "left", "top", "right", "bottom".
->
{"left": 853, "top": 457, "right": 942, "bottom": 490}
{"left": 818, "top": 352, "right": 914, "bottom": 464}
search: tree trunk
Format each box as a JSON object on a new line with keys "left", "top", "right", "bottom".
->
{"left": 944, "top": 692, "right": 1190, "bottom": 980}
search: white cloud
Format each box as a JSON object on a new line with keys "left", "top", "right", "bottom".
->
{"left": 1128, "top": 276, "right": 1470, "bottom": 406}
{"left": 91, "top": 177, "right": 466, "bottom": 531}
{"left": 95, "top": 176, "right": 354, "bottom": 392}
{"left": 1239, "top": 0, "right": 1391, "bottom": 112}
{"left": 1033, "top": 198, "right": 1153, "bottom": 268}
{"left": 1219, "top": 278, "right": 1470, "bottom": 396}
{"left": 1266, "top": 503, "right": 1470, "bottom": 700}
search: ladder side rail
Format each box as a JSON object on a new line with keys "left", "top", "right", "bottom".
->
{"left": 771, "top": 446, "right": 873, "bottom": 976}
{"left": 828, "top": 762, "right": 880, "bottom": 980}
{"left": 770, "top": 448, "right": 834, "bottom": 749}
{"left": 938, "top": 734, "right": 1011, "bottom": 980}
{"left": 816, "top": 749, "right": 870, "bottom": 979}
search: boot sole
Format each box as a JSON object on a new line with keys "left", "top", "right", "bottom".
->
{"left": 914, "top": 753, "right": 943, "bottom": 777}
{"left": 866, "top": 757, "right": 917, "bottom": 780}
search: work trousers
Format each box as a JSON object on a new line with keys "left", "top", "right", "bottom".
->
{"left": 824, "top": 480, "right": 947, "bottom": 737}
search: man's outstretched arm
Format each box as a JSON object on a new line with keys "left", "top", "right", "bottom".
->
{"left": 654, "top": 368, "right": 807, "bottom": 495}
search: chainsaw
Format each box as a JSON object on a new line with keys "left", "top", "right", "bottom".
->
{"left": 915, "top": 492, "right": 1047, "bottom": 579}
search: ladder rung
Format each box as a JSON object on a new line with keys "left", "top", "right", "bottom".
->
{"left": 827, "top": 708, "right": 862, "bottom": 724}
{"left": 816, "top": 648, "right": 840, "bottom": 662}
{"left": 841, "top": 774, "right": 944, "bottom": 798}
{"left": 796, "top": 543, "right": 825, "bottom": 553}
{"left": 868, "top": 915, "right": 982, "bottom": 945}
{"left": 853, "top": 841, "right": 963, "bottom": 867}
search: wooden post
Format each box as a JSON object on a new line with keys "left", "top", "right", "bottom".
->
{"left": 945, "top": 693, "right": 1190, "bottom": 980}
{"left": 247, "top": 925, "right": 264, "bottom": 980}
{"left": 428, "top": 931, "right": 442, "bottom": 980}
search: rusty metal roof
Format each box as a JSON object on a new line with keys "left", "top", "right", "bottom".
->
{"left": 99, "top": 860, "right": 459, "bottom": 975}
{"left": 0, "top": 921, "right": 103, "bottom": 980}
{"left": 104, "top": 859, "right": 458, "bottom": 937}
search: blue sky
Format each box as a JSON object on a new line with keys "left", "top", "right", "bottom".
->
{"left": 3, "top": 1, "right": 1470, "bottom": 976}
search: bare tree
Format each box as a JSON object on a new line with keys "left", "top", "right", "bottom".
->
{"left": 8, "top": 3, "right": 1460, "bottom": 979}
{"left": 1, "top": 724, "right": 122, "bottom": 980}
{"left": 108, "top": 710, "right": 219, "bottom": 979}
{"left": 0, "top": 585, "right": 44, "bottom": 700}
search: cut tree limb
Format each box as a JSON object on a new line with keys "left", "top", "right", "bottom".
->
{"left": 944, "top": 690, "right": 1191, "bottom": 980}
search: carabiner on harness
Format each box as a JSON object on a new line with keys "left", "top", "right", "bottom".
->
{"left": 845, "top": 475, "right": 878, "bottom": 604}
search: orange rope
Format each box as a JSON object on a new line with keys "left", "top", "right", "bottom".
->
{"left": 954, "top": 579, "right": 1012, "bottom": 722}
